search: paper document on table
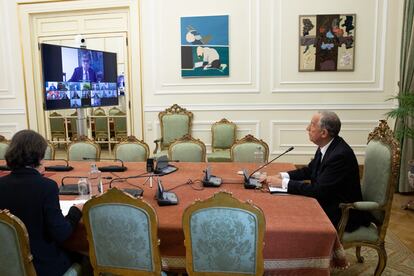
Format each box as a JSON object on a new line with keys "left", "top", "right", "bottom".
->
{"left": 60, "top": 200, "right": 87, "bottom": 216}
{"left": 269, "top": 186, "right": 288, "bottom": 194}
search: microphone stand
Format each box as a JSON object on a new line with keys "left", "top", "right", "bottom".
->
{"left": 244, "top": 146, "right": 294, "bottom": 189}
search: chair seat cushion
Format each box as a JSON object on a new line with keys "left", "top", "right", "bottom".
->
{"left": 207, "top": 150, "right": 231, "bottom": 162}
{"left": 342, "top": 223, "right": 379, "bottom": 243}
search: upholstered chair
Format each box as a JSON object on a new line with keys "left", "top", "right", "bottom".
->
{"left": 83, "top": 188, "right": 162, "bottom": 276}
{"left": 44, "top": 140, "right": 56, "bottom": 160}
{"left": 230, "top": 134, "right": 269, "bottom": 163}
{"left": 182, "top": 191, "right": 265, "bottom": 275}
{"left": 67, "top": 135, "right": 101, "bottom": 161}
{"left": 0, "top": 135, "right": 9, "bottom": 159}
{"left": 49, "top": 111, "right": 66, "bottom": 142}
{"left": 154, "top": 104, "right": 193, "bottom": 157}
{"left": 168, "top": 134, "right": 206, "bottom": 162}
{"left": 112, "top": 110, "right": 128, "bottom": 141}
{"left": 207, "top": 118, "right": 237, "bottom": 162}
{"left": 114, "top": 136, "right": 150, "bottom": 162}
{"left": 92, "top": 108, "right": 109, "bottom": 141}
{"left": 0, "top": 209, "right": 81, "bottom": 276}
{"left": 337, "top": 120, "right": 400, "bottom": 276}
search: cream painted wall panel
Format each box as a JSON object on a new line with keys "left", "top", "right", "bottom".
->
{"left": 38, "top": 18, "right": 80, "bottom": 34}
{"left": 0, "top": 0, "right": 27, "bottom": 132}
{"left": 273, "top": 0, "right": 380, "bottom": 87}
{"left": 141, "top": 0, "right": 259, "bottom": 97}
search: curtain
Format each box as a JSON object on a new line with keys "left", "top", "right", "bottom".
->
{"left": 396, "top": 0, "right": 414, "bottom": 192}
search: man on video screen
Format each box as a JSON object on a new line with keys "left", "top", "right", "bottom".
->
{"left": 68, "top": 53, "right": 97, "bottom": 82}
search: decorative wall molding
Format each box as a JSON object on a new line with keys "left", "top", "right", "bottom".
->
{"left": 144, "top": 102, "right": 395, "bottom": 112}
{"left": 269, "top": 119, "right": 379, "bottom": 156}
{"left": 271, "top": 0, "right": 388, "bottom": 93}
{"left": 0, "top": 123, "right": 19, "bottom": 138}
{"left": 152, "top": 0, "right": 260, "bottom": 94}
{"left": 0, "top": 108, "right": 26, "bottom": 115}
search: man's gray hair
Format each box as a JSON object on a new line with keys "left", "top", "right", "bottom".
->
{"left": 318, "top": 110, "right": 341, "bottom": 137}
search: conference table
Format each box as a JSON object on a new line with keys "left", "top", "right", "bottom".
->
{"left": 1, "top": 160, "right": 348, "bottom": 275}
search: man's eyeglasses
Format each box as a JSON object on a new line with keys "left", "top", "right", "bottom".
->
{"left": 82, "top": 60, "right": 90, "bottom": 63}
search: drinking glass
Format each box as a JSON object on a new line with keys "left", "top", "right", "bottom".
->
{"left": 77, "top": 178, "right": 90, "bottom": 200}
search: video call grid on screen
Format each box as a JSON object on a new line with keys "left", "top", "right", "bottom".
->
{"left": 41, "top": 43, "right": 118, "bottom": 110}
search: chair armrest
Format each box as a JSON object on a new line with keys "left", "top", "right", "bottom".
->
{"left": 337, "top": 201, "right": 381, "bottom": 239}
{"left": 153, "top": 138, "right": 162, "bottom": 154}
{"left": 352, "top": 201, "right": 380, "bottom": 211}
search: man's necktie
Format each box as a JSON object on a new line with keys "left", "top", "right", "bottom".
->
{"left": 85, "top": 71, "right": 89, "bottom": 81}
{"left": 314, "top": 149, "right": 322, "bottom": 177}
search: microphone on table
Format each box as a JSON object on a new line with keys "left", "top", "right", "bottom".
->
{"left": 59, "top": 175, "right": 113, "bottom": 195}
{"left": 243, "top": 146, "right": 294, "bottom": 189}
{"left": 59, "top": 175, "right": 88, "bottom": 195}
{"left": 153, "top": 155, "right": 179, "bottom": 175}
{"left": 44, "top": 159, "right": 74, "bottom": 172}
{"left": 108, "top": 173, "right": 150, "bottom": 197}
{"left": 82, "top": 157, "right": 127, "bottom": 172}
{"left": 202, "top": 165, "right": 222, "bottom": 187}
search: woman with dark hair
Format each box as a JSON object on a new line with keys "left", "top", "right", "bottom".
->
{"left": 0, "top": 130, "right": 82, "bottom": 276}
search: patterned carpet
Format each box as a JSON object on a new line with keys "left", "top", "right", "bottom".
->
{"left": 332, "top": 231, "right": 414, "bottom": 275}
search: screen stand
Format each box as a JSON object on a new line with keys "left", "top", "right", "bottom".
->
{"left": 76, "top": 108, "right": 88, "bottom": 137}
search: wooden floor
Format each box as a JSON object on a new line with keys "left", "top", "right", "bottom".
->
{"left": 388, "top": 192, "right": 414, "bottom": 252}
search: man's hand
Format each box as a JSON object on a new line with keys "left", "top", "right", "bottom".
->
{"left": 259, "top": 174, "right": 283, "bottom": 188}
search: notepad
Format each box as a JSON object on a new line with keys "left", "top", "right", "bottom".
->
{"left": 60, "top": 200, "right": 87, "bottom": 216}
{"left": 269, "top": 186, "right": 288, "bottom": 194}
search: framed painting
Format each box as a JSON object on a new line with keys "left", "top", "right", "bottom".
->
{"left": 299, "top": 14, "right": 356, "bottom": 71}
{"left": 181, "top": 15, "right": 229, "bottom": 77}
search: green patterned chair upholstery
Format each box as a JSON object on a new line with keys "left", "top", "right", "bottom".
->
{"left": 337, "top": 120, "right": 400, "bottom": 276}
{"left": 49, "top": 111, "right": 66, "bottom": 142}
{"left": 83, "top": 188, "right": 162, "bottom": 276}
{"left": 44, "top": 140, "right": 56, "bottom": 160}
{"left": 182, "top": 191, "right": 265, "bottom": 276}
{"left": 207, "top": 118, "right": 237, "bottom": 162}
{"left": 230, "top": 134, "right": 269, "bottom": 163}
{"left": 93, "top": 108, "right": 109, "bottom": 141}
{"left": 154, "top": 104, "right": 193, "bottom": 157}
{"left": 0, "top": 135, "right": 9, "bottom": 159}
{"left": 114, "top": 136, "right": 150, "bottom": 162}
{"left": 67, "top": 136, "right": 101, "bottom": 161}
{"left": 113, "top": 112, "right": 128, "bottom": 141}
{"left": 0, "top": 209, "right": 81, "bottom": 276}
{"left": 168, "top": 134, "right": 206, "bottom": 162}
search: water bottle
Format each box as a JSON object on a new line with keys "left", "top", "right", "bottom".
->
{"left": 77, "top": 178, "right": 90, "bottom": 200}
{"left": 254, "top": 146, "right": 264, "bottom": 164}
{"left": 88, "top": 164, "right": 102, "bottom": 197}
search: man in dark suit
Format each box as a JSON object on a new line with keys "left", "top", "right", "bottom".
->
{"left": 261, "top": 111, "right": 371, "bottom": 232}
{"left": 0, "top": 130, "right": 83, "bottom": 276}
{"left": 68, "top": 53, "right": 97, "bottom": 82}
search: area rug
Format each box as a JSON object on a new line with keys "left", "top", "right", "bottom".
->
{"left": 332, "top": 231, "right": 414, "bottom": 275}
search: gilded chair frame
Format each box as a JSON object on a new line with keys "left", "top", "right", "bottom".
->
{"left": 211, "top": 118, "right": 237, "bottom": 152}
{"left": 45, "top": 140, "right": 56, "bottom": 160}
{"left": 337, "top": 120, "right": 400, "bottom": 276}
{"left": 67, "top": 135, "right": 101, "bottom": 161}
{"left": 168, "top": 134, "right": 206, "bottom": 162}
{"left": 0, "top": 209, "right": 37, "bottom": 276}
{"left": 154, "top": 104, "right": 193, "bottom": 154}
{"left": 83, "top": 188, "right": 162, "bottom": 276}
{"left": 230, "top": 134, "right": 269, "bottom": 162}
{"left": 114, "top": 136, "right": 150, "bottom": 161}
{"left": 182, "top": 191, "right": 265, "bottom": 276}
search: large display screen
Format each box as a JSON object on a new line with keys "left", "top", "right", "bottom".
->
{"left": 41, "top": 43, "right": 118, "bottom": 110}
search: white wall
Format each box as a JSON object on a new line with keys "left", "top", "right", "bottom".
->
{"left": 140, "top": 0, "right": 403, "bottom": 163}
{"left": 0, "top": 0, "right": 404, "bottom": 164}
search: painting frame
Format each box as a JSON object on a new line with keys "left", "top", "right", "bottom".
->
{"left": 298, "top": 14, "right": 356, "bottom": 72}
{"left": 180, "top": 15, "right": 229, "bottom": 78}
